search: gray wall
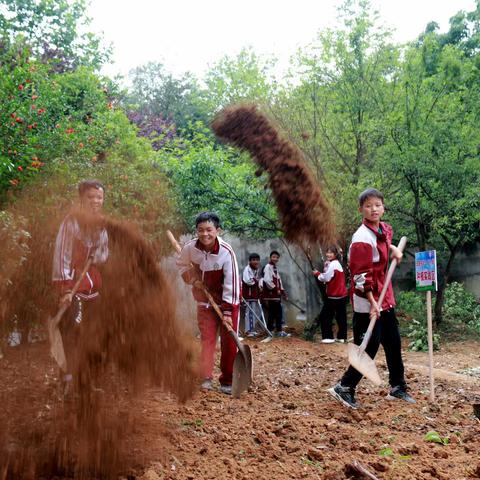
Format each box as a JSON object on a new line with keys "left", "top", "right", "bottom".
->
{"left": 224, "top": 234, "right": 323, "bottom": 325}
{"left": 450, "top": 243, "right": 480, "bottom": 298}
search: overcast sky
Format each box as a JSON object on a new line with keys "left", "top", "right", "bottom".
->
{"left": 87, "top": 0, "right": 476, "bottom": 80}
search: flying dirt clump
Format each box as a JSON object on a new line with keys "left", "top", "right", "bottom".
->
{"left": 98, "top": 215, "right": 199, "bottom": 400}
{"left": 211, "top": 104, "right": 336, "bottom": 248}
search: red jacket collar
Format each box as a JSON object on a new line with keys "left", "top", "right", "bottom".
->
{"left": 195, "top": 237, "right": 220, "bottom": 254}
{"left": 363, "top": 219, "right": 388, "bottom": 239}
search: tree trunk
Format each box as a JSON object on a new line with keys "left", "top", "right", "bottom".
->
{"left": 434, "top": 248, "right": 456, "bottom": 325}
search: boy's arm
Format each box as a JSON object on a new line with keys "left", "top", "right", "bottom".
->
{"left": 350, "top": 241, "right": 380, "bottom": 316}
{"left": 314, "top": 261, "right": 335, "bottom": 283}
{"left": 221, "top": 249, "right": 240, "bottom": 315}
{"left": 263, "top": 264, "right": 275, "bottom": 289}
{"left": 176, "top": 243, "right": 200, "bottom": 284}
{"left": 52, "top": 217, "right": 76, "bottom": 294}
{"left": 349, "top": 242, "right": 374, "bottom": 295}
{"left": 242, "top": 266, "right": 256, "bottom": 286}
{"left": 93, "top": 229, "right": 109, "bottom": 264}
{"left": 278, "top": 272, "right": 287, "bottom": 298}
{"left": 390, "top": 244, "right": 403, "bottom": 264}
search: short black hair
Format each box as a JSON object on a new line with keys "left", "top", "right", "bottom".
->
{"left": 195, "top": 211, "right": 221, "bottom": 228}
{"left": 78, "top": 179, "right": 105, "bottom": 197}
{"left": 249, "top": 253, "right": 260, "bottom": 261}
{"left": 270, "top": 250, "right": 280, "bottom": 258}
{"left": 358, "top": 188, "right": 384, "bottom": 206}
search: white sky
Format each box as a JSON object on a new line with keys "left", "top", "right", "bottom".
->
{"left": 88, "top": 0, "right": 476, "bottom": 80}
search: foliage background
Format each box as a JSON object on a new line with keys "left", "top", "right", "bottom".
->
{"left": 1, "top": 0, "right": 480, "bottom": 338}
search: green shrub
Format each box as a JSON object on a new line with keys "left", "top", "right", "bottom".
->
{"left": 397, "top": 291, "right": 440, "bottom": 351}
{"left": 406, "top": 319, "right": 440, "bottom": 352}
{"left": 397, "top": 291, "right": 424, "bottom": 321}
{"left": 443, "top": 282, "right": 480, "bottom": 334}
{"left": 397, "top": 283, "right": 480, "bottom": 350}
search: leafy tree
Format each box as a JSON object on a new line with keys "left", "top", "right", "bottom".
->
{"left": 126, "top": 62, "right": 208, "bottom": 134}
{"left": 126, "top": 110, "right": 176, "bottom": 151}
{"left": 274, "top": 0, "right": 399, "bottom": 241}
{"left": 203, "top": 47, "right": 277, "bottom": 113}
{"left": 378, "top": 31, "right": 480, "bottom": 323}
{"left": 157, "top": 128, "right": 279, "bottom": 239}
{"left": 272, "top": 0, "right": 480, "bottom": 323}
{"left": 0, "top": 0, "right": 110, "bottom": 70}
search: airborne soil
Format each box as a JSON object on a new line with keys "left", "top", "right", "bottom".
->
{"left": 1, "top": 334, "right": 480, "bottom": 480}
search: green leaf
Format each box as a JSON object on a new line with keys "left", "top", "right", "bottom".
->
{"left": 424, "top": 431, "right": 449, "bottom": 445}
{"left": 378, "top": 447, "right": 394, "bottom": 456}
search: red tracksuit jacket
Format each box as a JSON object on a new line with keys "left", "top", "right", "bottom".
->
{"left": 314, "top": 259, "right": 348, "bottom": 298}
{"left": 349, "top": 219, "right": 395, "bottom": 313}
{"left": 261, "top": 262, "right": 284, "bottom": 301}
{"left": 242, "top": 265, "right": 261, "bottom": 300}
{"left": 52, "top": 214, "right": 109, "bottom": 299}
{"left": 177, "top": 237, "right": 240, "bottom": 314}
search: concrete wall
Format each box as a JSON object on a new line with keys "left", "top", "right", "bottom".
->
{"left": 450, "top": 243, "right": 480, "bottom": 298}
{"left": 224, "top": 235, "right": 323, "bottom": 326}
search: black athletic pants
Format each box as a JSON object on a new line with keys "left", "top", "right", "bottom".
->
{"left": 319, "top": 297, "right": 348, "bottom": 340}
{"left": 340, "top": 308, "right": 406, "bottom": 389}
{"left": 264, "top": 300, "right": 283, "bottom": 332}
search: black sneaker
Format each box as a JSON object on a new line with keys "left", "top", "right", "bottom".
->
{"left": 386, "top": 385, "right": 416, "bottom": 404}
{"left": 327, "top": 383, "right": 359, "bottom": 409}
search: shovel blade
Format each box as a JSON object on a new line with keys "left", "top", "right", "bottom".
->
{"left": 232, "top": 344, "right": 253, "bottom": 398}
{"left": 348, "top": 343, "right": 382, "bottom": 386}
{"left": 47, "top": 316, "right": 67, "bottom": 372}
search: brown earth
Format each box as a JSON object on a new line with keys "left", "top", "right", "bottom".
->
{"left": 1, "top": 335, "right": 480, "bottom": 480}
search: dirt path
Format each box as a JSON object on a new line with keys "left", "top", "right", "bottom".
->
{"left": 1, "top": 337, "right": 479, "bottom": 479}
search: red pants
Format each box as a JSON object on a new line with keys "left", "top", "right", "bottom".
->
{"left": 197, "top": 304, "right": 239, "bottom": 386}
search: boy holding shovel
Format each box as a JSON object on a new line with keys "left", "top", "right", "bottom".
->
{"left": 328, "top": 188, "right": 415, "bottom": 409}
{"left": 52, "top": 180, "right": 109, "bottom": 394}
{"left": 242, "top": 253, "right": 263, "bottom": 337}
{"left": 176, "top": 212, "right": 240, "bottom": 395}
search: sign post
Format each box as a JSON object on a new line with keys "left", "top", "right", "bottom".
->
{"left": 415, "top": 250, "right": 437, "bottom": 402}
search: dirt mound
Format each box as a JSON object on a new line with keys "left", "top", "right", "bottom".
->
{"left": 211, "top": 104, "right": 336, "bottom": 248}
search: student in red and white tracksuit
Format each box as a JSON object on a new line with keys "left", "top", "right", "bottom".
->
{"left": 262, "top": 250, "right": 289, "bottom": 337}
{"left": 52, "top": 180, "right": 108, "bottom": 390}
{"left": 311, "top": 246, "right": 348, "bottom": 343}
{"left": 242, "top": 253, "right": 262, "bottom": 336}
{"left": 328, "top": 188, "right": 415, "bottom": 410}
{"left": 177, "top": 212, "right": 240, "bottom": 395}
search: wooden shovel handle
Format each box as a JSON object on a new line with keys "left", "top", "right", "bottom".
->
{"left": 51, "top": 256, "right": 94, "bottom": 328}
{"left": 359, "top": 236, "right": 407, "bottom": 351}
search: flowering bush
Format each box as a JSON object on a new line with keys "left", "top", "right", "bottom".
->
{"left": 0, "top": 42, "right": 123, "bottom": 198}
{"left": 126, "top": 111, "right": 176, "bottom": 150}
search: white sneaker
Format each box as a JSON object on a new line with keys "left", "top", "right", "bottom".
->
{"left": 201, "top": 379, "right": 213, "bottom": 390}
{"left": 321, "top": 338, "right": 335, "bottom": 344}
{"left": 220, "top": 384, "right": 232, "bottom": 395}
